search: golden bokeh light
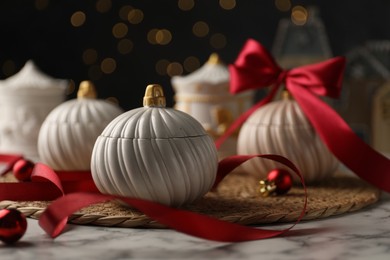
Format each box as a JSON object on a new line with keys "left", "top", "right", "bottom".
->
{"left": 183, "top": 56, "right": 200, "bottom": 72}
{"left": 128, "top": 9, "right": 144, "bottom": 24}
{"left": 178, "top": 0, "right": 194, "bottom": 11}
{"left": 192, "top": 21, "right": 209, "bottom": 37}
{"left": 167, "top": 62, "right": 183, "bottom": 77}
{"left": 101, "top": 58, "right": 117, "bottom": 74}
{"left": 156, "top": 29, "right": 172, "bottom": 45}
{"left": 219, "top": 0, "right": 236, "bottom": 10}
{"left": 155, "top": 59, "right": 170, "bottom": 75}
{"left": 70, "top": 11, "right": 86, "bottom": 27}
{"left": 106, "top": 97, "right": 119, "bottom": 105}
{"left": 2, "top": 60, "right": 16, "bottom": 76}
{"left": 148, "top": 29, "right": 172, "bottom": 45}
{"left": 66, "top": 80, "right": 76, "bottom": 95}
{"left": 119, "top": 5, "right": 133, "bottom": 20}
{"left": 291, "top": 5, "right": 308, "bottom": 25}
{"left": 275, "top": 0, "right": 291, "bottom": 12}
{"left": 35, "top": 0, "right": 49, "bottom": 10}
{"left": 112, "top": 22, "right": 128, "bottom": 38}
{"left": 88, "top": 65, "right": 103, "bottom": 80}
{"left": 210, "top": 33, "right": 227, "bottom": 49}
{"left": 147, "top": 29, "right": 159, "bottom": 44}
{"left": 117, "top": 39, "right": 134, "bottom": 54}
{"left": 82, "top": 49, "right": 98, "bottom": 65}
{"left": 96, "top": 0, "right": 112, "bottom": 13}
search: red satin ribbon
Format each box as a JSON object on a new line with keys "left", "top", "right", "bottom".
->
{"left": 0, "top": 154, "right": 23, "bottom": 176}
{"left": 216, "top": 38, "right": 390, "bottom": 193}
{"left": 0, "top": 158, "right": 99, "bottom": 201}
{"left": 0, "top": 154, "right": 307, "bottom": 242}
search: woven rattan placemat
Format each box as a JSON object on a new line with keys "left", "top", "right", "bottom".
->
{"left": 0, "top": 172, "right": 380, "bottom": 228}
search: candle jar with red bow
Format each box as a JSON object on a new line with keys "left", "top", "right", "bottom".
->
{"left": 218, "top": 39, "right": 349, "bottom": 184}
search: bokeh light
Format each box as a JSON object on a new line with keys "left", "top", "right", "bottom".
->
{"left": 96, "top": 0, "right": 111, "bottom": 13}
{"left": 128, "top": 9, "right": 144, "bottom": 24}
{"left": 167, "top": 62, "right": 183, "bottom": 77}
{"left": 112, "top": 22, "right": 128, "bottom": 38}
{"left": 155, "top": 59, "right": 170, "bottom": 76}
{"left": 101, "top": 58, "right": 116, "bottom": 74}
{"left": 119, "top": 5, "right": 133, "bottom": 20}
{"left": 148, "top": 29, "right": 172, "bottom": 45}
{"left": 291, "top": 5, "right": 308, "bottom": 25}
{"left": 219, "top": 0, "right": 236, "bottom": 10}
{"left": 275, "top": 0, "right": 291, "bottom": 12}
{"left": 106, "top": 96, "right": 120, "bottom": 105}
{"left": 178, "top": 0, "right": 195, "bottom": 11}
{"left": 192, "top": 21, "right": 209, "bottom": 37}
{"left": 70, "top": 11, "right": 86, "bottom": 27}
{"left": 156, "top": 29, "right": 172, "bottom": 45}
{"left": 82, "top": 49, "right": 98, "bottom": 65}
{"left": 183, "top": 56, "right": 200, "bottom": 72}
{"left": 117, "top": 39, "right": 134, "bottom": 54}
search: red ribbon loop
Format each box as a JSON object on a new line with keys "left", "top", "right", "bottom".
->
{"left": 39, "top": 154, "right": 307, "bottom": 242}
{"left": 0, "top": 159, "right": 99, "bottom": 201}
{"left": 219, "top": 38, "right": 390, "bottom": 193}
{"left": 0, "top": 154, "right": 23, "bottom": 176}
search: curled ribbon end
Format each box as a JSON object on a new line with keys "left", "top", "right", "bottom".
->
{"left": 39, "top": 216, "right": 68, "bottom": 238}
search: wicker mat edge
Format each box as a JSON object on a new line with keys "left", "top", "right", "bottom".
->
{"left": 0, "top": 173, "right": 381, "bottom": 228}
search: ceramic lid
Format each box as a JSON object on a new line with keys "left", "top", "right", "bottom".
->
{"left": 101, "top": 84, "right": 208, "bottom": 139}
{"left": 171, "top": 53, "right": 229, "bottom": 88}
{"left": 0, "top": 60, "right": 68, "bottom": 96}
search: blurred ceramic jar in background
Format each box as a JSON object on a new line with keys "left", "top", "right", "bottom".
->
{"left": 171, "top": 54, "right": 254, "bottom": 158}
{"left": 0, "top": 61, "right": 68, "bottom": 161}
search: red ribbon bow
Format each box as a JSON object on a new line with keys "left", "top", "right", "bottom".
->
{"left": 216, "top": 39, "right": 390, "bottom": 193}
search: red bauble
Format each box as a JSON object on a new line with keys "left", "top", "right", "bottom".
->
{"left": 267, "top": 169, "right": 293, "bottom": 195}
{"left": 259, "top": 168, "right": 293, "bottom": 196}
{"left": 0, "top": 209, "right": 27, "bottom": 244}
{"left": 13, "top": 159, "right": 34, "bottom": 182}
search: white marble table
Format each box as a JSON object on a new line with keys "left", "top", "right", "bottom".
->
{"left": 2, "top": 192, "right": 390, "bottom": 260}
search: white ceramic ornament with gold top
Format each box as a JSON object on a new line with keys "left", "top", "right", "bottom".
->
{"left": 37, "top": 81, "right": 123, "bottom": 170}
{"left": 237, "top": 91, "right": 339, "bottom": 183}
{"left": 91, "top": 84, "right": 218, "bottom": 206}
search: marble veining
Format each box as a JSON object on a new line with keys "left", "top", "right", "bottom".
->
{"left": 1, "top": 193, "right": 390, "bottom": 260}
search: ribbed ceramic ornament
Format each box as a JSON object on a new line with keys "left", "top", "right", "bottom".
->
{"left": 91, "top": 84, "right": 218, "bottom": 207}
{"left": 237, "top": 92, "right": 339, "bottom": 183}
{"left": 37, "top": 81, "right": 123, "bottom": 170}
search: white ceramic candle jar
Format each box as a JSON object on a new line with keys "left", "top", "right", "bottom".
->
{"left": 38, "top": 81, "right": 123, "bottom": 170}
{"left": 91, "top": 84, "right": 218, "bottom": 206}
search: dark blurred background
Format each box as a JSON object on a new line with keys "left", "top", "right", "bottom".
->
{"left": 1, "top": 0, "right": 390, "bottom": 110}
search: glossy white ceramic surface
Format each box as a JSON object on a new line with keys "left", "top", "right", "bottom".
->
{"left": 91, "top": 107, "right": 218, "bottom": 207}
{"left": 38, "top": 99, "right": 123, "bottom": 170}
{"left": 237, "top": 99, "right": 339, "bottom": 183}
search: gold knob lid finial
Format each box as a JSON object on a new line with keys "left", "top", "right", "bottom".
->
{"left": 207, "top": 53, "right": 223, "bottom": 65}
{"left": 77, "top": 81, "right": 97, "bottom": 99}
{"left": 143, "top": 84, "right": 166, "bottom": 107}
{"left": 282, "top": 90, "right": 293, "bottom": 100}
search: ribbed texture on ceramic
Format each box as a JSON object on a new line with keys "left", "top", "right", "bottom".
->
{"left": 91, "top": 107, "right": 218, "bottom": 207}
{"left": 237, "top": 100, "right": 339, "bottom": 183}
{"left": 38, "top": 99, "right": 123, "bottom": 170}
